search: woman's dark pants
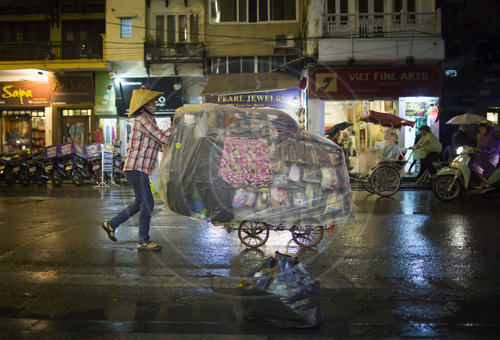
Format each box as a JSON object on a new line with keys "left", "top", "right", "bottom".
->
{"left": 108, "top": 170, "right": 154, "bottom": 244}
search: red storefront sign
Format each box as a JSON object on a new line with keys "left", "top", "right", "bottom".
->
{"left": 309, "top": 66, "right": 441, "bottom": 99}
{"left": 0, "top": 81, "right": 50, "bottom": 107}
{"left": 49, "top": 74, "right": 94, "bottom": 104}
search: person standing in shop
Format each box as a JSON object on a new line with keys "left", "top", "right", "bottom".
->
{"left": 101, "top": 88, "right": 172, "bottom": 251}
{"left": 328, "top": 129, "right": 341, "bottom": 146}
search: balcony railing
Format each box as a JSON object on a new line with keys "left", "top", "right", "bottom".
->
{"left": 144, "top": 42, "right": 204, "bottom": 63}
{"left": 0, "top": 40, "right": 103, "bottom": 61}
{"left": 324, "top": 10, "right": 441, "bottom": 38}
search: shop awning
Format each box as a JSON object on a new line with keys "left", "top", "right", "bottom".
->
{"left": 201, "top": 73, "right": 299, "bottom": 95}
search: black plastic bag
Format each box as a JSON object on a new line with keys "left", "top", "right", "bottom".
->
{"left": 240, "top": 251, "right": 323, "bottom": 328}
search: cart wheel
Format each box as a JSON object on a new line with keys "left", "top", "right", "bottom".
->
{"left": 370, "top": 166, "right": 401, "bottom": 197}
{"left": 291, "top": 224, "right": 324, "bottom": 248}
{"left": 361, "top": 178, "right": 375, "bottom": 193}
{"left": 238, "top": 221, "right": 269, "bottom": 248}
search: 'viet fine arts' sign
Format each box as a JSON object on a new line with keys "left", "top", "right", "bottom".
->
{"left": 309, "top": 66, "right": 441, "bottom": 99}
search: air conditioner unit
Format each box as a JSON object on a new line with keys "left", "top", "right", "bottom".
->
{"left": 274, "top": 34, "right": 295, "bottom": 48}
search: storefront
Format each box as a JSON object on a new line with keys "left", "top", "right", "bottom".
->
{"left": 309, "top": 66, "right": 441, "bottom": 160}
{"left": 49, "top": 73, "right": 95, "bottom": 145}
{"left": 0, "top": 80, "right": 50, "bottom": 154}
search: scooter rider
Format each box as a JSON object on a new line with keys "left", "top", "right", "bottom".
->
{"left": 411, "top": 125, "right": 442, "bottom": 180}
{"left": 469, "top": 121, "right": 500, "bottom": 187}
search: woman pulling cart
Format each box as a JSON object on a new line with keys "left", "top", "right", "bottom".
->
{"left": 158, "top": 104, "right": 355, "bottom": 249}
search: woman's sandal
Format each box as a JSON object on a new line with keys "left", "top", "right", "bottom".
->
{"left": 101, "top": 222, "right": 117, "bottom": 242}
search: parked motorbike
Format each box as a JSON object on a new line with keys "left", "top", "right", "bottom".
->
{"left": 113, "top": 151, "right": 124, "bottom": 184}
{"left": 0, "top": 156, "right": 17, "bottom": 185}
{"left": 68, "top": 154, "right": 100, "bottom": 186}
{"left": 13, "top": 153, "right": 32, "bottom": 186}
{"left": 26, "top": 153, "right": 54, "bottom": 187}
{"left": 88, "top": 156, "right": 107, "bottom": 185}
{"left": 43, "top": 157, "right": 63, "bottom": 186}
{"left": 433, "top": 146, "right": 500, "bottom": 201}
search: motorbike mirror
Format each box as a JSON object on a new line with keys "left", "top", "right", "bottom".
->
{"left": 456, "top": 146, "right": 464, "bottom": 155}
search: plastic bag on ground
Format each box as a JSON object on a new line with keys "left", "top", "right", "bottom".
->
{"left": 240, "top": 251, "right": 322, "bottom": 328}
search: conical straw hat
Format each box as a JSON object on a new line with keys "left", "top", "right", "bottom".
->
{"left": 128, "top": 89, "right": 163, "bottom": 117}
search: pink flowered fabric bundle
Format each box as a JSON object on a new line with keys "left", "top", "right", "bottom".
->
{"left": 218, "top": 135, "right": 272, "bottom": 189}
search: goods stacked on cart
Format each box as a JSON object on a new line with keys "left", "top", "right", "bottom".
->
{"left": 159, "top": 104, "right": 354, "bottom": 226}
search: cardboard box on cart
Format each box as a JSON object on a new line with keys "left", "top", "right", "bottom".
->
{"left": 159, "top": 104, "right": 354, "bottom": 228}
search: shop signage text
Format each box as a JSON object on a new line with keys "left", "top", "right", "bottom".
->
{"left": 0, "top": 81, "right": 49, "bottom": 107}
{"left": 216, "top": 94, "right": 286, "bottom": 103}
{"left": 49, "top": 74, "right": 94, "bottom": 104}
{"left": 405, "top": 102, "right": 426, "bottom": 116}
{"left": 94, "top": 72, "right": 117, "bottom": 115}
{"left": 205, "top": 89, "right": 299, "bottom": 109}
{"left": 309, "top": 67, "right": 441, "bottom": 99}
{"left": 2, "top": 85, "right": 34, "bottom": 105}
{"left": 113, "top": 77, "right": 183, "bottom": 116}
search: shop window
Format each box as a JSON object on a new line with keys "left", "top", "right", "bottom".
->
{"left": 31, "top": 116, "right": 46, "bottom": 153}
{"left": 97, "top": 118, "right": 119, "bottom": 145}
{"left": 210, "top": 0, "right": 297, "bottom": 23}
{"left": 62, "top": 109, "right": 92, "bottom": 117}
{"left": 1, "top": 109, "right": 45, "bottom": 154}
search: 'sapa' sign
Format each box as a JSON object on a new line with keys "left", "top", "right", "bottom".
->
{"left": 0, "top": 81, "right": 49, "bottom": 107}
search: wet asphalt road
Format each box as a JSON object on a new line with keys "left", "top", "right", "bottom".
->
{"left": 0, "top": 182, "right": 499, "bottom": 339}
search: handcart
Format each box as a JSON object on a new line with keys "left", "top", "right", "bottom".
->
{"left": 235, "top": 220, "right": 332, "bottom": 249}
{"left": 159, "top": 104, "right": 355, "bottom": 248}
{"left": 348, "top": 110, "right": 415, "bottom": 197}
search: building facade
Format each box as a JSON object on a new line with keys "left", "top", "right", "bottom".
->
{"left": 305, "top": 0, "right": 444, "bottom": 160}
{"left": 0, "top": 0, "right": 107, "bottom": 154}
{"left": 201, "top": 0, "right": 307, "bottom": 125}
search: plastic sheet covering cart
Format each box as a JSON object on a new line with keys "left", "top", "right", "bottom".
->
{"left": 159, "top": 104, "right": 354, "bottom": 248}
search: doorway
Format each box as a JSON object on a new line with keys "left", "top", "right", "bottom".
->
{"left": 62, "top": 117, "right": 89, "bottom": 145}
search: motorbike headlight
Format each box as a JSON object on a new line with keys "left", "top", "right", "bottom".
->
{"left": 456, "top": 146, "right": 464, "bottom": 155}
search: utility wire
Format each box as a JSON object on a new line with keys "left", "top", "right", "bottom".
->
{"left": 0, "top": 2, "right": 441, "bottom": 44}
